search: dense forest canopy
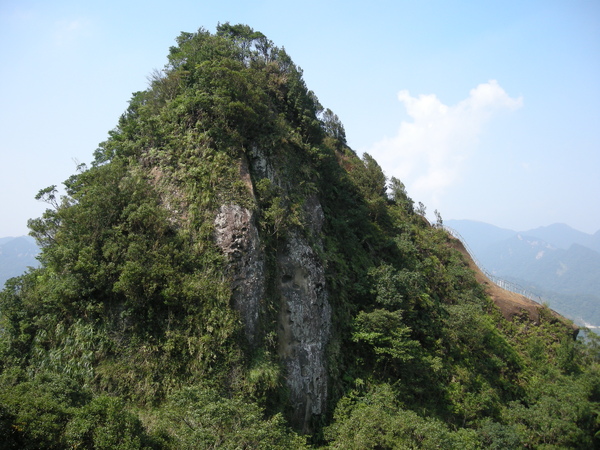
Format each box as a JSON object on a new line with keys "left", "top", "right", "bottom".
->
{"left": 1, "top": 24, "right": 599, "bottom": 449}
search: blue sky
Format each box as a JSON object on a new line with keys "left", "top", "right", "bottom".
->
{"left": 1, "top": 0, "right": 599, "bottom": 237}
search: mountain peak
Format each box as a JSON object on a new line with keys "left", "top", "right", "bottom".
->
{"left": 522, "top": 223, "right": 594, "bottom": 250}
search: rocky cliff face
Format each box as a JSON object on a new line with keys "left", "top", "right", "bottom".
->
{"left": 214, "top": 204, "right": 265, "bottom": 345}
{"left": 277, "top": 221, "right": 330, "bottom": 431}
{"left": 214, "top": 149, "right": 332, "bottom": 431}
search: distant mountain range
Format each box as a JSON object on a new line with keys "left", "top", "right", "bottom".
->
{"left": 445, "top": 220, "right": 600, "bottom": 328}
{"left": 0, "top": 236, "right": 40, "bottom": 287}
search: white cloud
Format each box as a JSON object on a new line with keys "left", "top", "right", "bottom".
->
{"left": 368, "top": 80, "right": 522, "bottom": 208}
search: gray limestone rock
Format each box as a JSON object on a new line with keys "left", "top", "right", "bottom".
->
{"left": 278, "top": 230, "right": 331, "bottom": 432}
{"left": 214, "top": 204, "right": 265, "bottom": 346}
{"left": 215, "top": 149, "right": 332, "bottom": 432}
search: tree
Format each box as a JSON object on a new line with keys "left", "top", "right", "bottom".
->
{"left": 434, "top": 209, "right": 443, "bottom": 226}
{"left": 321, "top": 108, "right": 346, "bottom": 144}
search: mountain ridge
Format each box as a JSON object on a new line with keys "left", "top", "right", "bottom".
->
{"left": 521, "top": 222, "right": 600, "bottom": 252}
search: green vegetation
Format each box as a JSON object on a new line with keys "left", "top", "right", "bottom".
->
{"left": 1, "top": 24, "right": 599, "bottom": 448}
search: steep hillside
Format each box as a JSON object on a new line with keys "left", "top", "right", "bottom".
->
{"left": 447, "top": 219, "right": 600, "bottom": 327}
{"left": 448, "top": 236, "right": 577, "bottom": 334}
{"left": 1, "top": 25, "right": 598, "bottom": 449}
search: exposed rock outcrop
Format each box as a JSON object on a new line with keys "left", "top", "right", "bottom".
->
{"left": 278, "top": 229, "right": 331, "bottom": 432}
{"left": 214, "top": 146, "right": 332, "bottom": 432}
{"left": 214, "top": 204, "right": 265, "bottom": 345}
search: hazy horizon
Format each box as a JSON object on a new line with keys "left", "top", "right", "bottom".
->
{"left": 3, "top": 218, "right": 597, "bottom": 240}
